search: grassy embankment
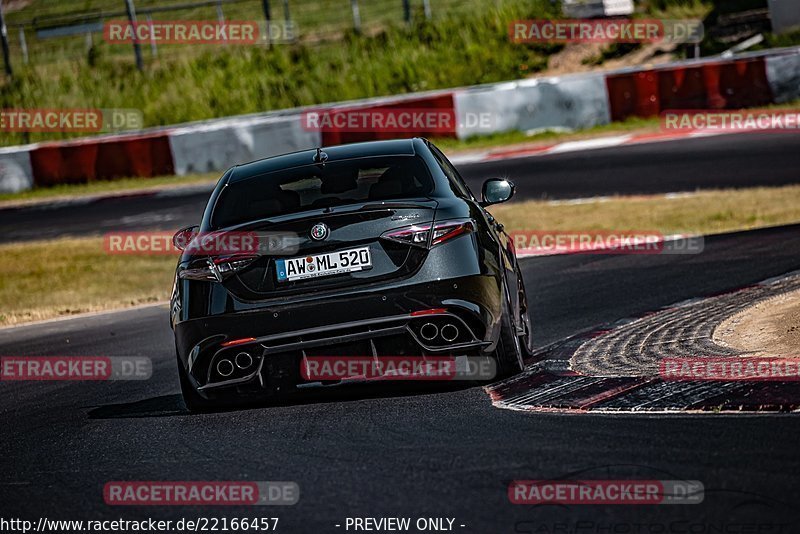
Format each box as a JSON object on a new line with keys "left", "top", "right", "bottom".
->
{"left": 0, "top": 0, "right": 560, "bottom": 146}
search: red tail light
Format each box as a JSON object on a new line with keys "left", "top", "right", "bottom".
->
{"left": 430, "top": 220, "right": 474, "bottom": 246}
{"left": 179, "top": 255, "right": 259, "bottom": 282}
{"left": 381, "top": 219, "right": 474, "bottom": 249}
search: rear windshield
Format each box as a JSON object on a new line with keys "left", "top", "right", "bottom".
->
{"left": 211, "top": 155, "right": 434, "bottom": 229}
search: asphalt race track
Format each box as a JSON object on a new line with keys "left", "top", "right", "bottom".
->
{"left": 458, "top": 131, "right": 800, "bottom": 200}
{"left": 2, "top": 132, "right": 800, "bottom": 244}
{"left": 3, "top": 134, "right": 800, "bottom": 531}
{"left": 3, "top": 223, "right": 800, "bottom": 530}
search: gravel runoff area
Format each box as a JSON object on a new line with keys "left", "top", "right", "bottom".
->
{"left": 714, "top": 287, "right": 800, "bottom": 358}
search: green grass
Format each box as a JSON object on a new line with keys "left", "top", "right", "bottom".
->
{"left": 582, "top": 42, "right": 644, "bottom": 67}
{"left": 0, "top": 0, "right": 562, "bottom": 146}
{"left": 489, "top": 184, "right": 800, "bottom": 235}
{"left": 3, "top": 0, "right": 492, "bottom": 63}
{"left": 644, "top": 0, "right": 712, "bottom": 18}
{"left": 0, "top": 236, "right": 174, "bottom": 326}
{"left": 4, "top": 0, "right": 496, "bottom": 44}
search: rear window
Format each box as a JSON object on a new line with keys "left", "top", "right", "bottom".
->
{"left": 211, "top": 155, "right": 434, "bottom": 229}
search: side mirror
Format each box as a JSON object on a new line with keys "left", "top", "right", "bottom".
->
{"left": 173, "top": 225, "right": 200, "bottom": 251}
{"left": 481, "top": 178, "right": 515, "bottom": 206}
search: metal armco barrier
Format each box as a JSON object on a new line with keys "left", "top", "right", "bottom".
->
{"left": 454, "top": 73, "right": 611, "bottom": 138}
{"left": 766, "top": 49, "right": 800, "bottom": 103}
{"left": 318, "top": 93, "right": 457, "bottom": 146}
{"left": 29, "top": 133, "right": 174, "bottom": 188}
{"left": 606, "top": 57, "right": 774, "bottom": 121}
{"left": 0, "top": 146, "right": 34, "bottom": 193}
{"left": 168, "top": 115, "right": 321, "bottom": 175}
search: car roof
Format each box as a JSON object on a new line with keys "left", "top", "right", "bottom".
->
{"left": 228, "top": 138, "right": 422, "bottom": 184}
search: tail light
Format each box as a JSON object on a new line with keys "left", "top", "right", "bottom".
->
{"left": 381, "top": 219, "right": 474, "bottom": 249}
{"left": 179, "top": 255, "right": 259, "bottom": 282}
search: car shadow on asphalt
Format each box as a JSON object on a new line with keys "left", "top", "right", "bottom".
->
{"left": 86, "top": 381, "right": 479, "bottom": 419}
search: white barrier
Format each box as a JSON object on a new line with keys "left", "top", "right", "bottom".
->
{"left": 168, "top": 114, "right": 321, "bottom": 175}
{"left": 0, "top": 147, "right": 35, "bottom": 194}
{"left": 453, "top": 73, "right": 611, "bottom": 139}
{"left": 562, "top": 0, "right": 634, "bottom": 18}
{"left": 765, "top": 51, "right": 800, "bottom": 104}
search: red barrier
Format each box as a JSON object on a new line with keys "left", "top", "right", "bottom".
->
{"left": 606, "top": 57, "right": 773, "bottom": 122}
{"left": 717, "top": 58, "right": 773, "bottom": 108}
{"left": 319, "top": 93, "right": 456, "bottom": 146}
{"left": 606, "top": 70, "right": 659, "bottom": 122}
{"left": 31, "top": 133, "right": 175, "bottom": 187}
{"left": 659, "top": 58, "right": 772, "bottom": 110}
{"left": 659, "top": 65, "right": 709, "bottom": 110}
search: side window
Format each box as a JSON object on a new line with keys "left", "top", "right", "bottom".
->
{"left": 430, "top": 145, "right": 475, "bottom": 200}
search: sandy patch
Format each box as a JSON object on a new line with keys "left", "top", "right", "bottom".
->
{"left": 545, "top": 42, "right": 679, "bottom": 76}
{"left": 713, "top": 288, "right": 800, "bottom": 357}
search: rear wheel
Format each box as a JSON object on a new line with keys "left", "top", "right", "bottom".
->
{"left": 517, "top": 267, "right": 534, "bottom": 358}
{"left": 494, "top": 297, "right": 525, "bottom": 378}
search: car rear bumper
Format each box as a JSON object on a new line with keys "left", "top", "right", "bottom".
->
{"left": 175, "top": 274, "right": 503, "bottom": 398}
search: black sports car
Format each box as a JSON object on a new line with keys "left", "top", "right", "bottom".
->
{"left": 171, "top": 138, "right": 532, "bottom": 411}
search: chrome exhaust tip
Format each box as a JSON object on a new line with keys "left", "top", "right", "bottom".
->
{"left": 420, "top": 323, "right": 439, "bottom": 341}
{"left": 235, "top": 352, "right": 253, "bottom": 369}
{"left": 441, "top": 323, "right": 459, "bottom": 342}
{"left": 216, "top": 359, "right": 234, "bottom": 377}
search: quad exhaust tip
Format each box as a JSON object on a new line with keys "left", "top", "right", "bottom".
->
{"left": 440, "top": 323, "right": 459, "bottom": 342}
{"left": 420, "top": 323, "right": 439, "bottom": 341}
{"left": 418, "top": 321, "right": 460, "bottom": 343}
{"left": 235, "top": 352, "right": 253, "bottom": 369}
{"left": 216, "top": 359, "right": 234, "bottom": 377}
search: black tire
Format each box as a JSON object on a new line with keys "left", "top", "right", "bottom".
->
{"left": 494, "top": 296, "right": 525, "bottom": 378}
{"left": 178, "top": 357, "right": 217, "bottom": 413}
{"left": 516, "top": 267, "right": 534, "bottom": 358}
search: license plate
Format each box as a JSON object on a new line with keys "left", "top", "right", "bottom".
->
{"left": 276, "top": 246, "right": 372, "bottom": 282}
